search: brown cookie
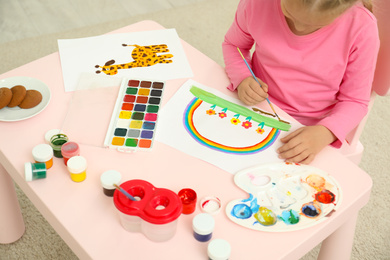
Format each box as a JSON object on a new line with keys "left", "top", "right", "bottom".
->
{"left": 0, "top": 87, "right": 12, "bottom": 109}
{"left": 8, "top": 85, "right": 27, "bottom": 107}
{"left": 19, "top": 89, "right": 42, "bottom": 109}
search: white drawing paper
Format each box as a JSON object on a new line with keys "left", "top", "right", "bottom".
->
{"left": 58, "top": 29, "right": 193, "bottom": 92}
{"left": 156, "top": 80, "right": 301, "bottom": 174}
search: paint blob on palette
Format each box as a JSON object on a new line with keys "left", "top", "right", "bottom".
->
{"left": 104, "top": 78, "right": 164, "bottom": 151}
{"left": 225, "top": 162, "right": 342, "bottom": 232}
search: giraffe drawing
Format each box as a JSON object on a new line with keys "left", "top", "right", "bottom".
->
{"left": 95, "top": 44, "right": 173, "bottom": 75}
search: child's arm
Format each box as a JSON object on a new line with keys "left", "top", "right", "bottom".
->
{"left": 277, "top": 125, "right": 337, "bottom": 164}
{"left": 237, "top": 76, "right": 269, "bottom": 105}
{"left": 222, "top": 0, "right": 255, "bottom": 91}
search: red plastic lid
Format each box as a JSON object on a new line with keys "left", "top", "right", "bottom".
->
{"left": 61, "top": 142, "right": 80, "bottom": 158}
{"left": 113, "top": 180, "right": 182, "bottom": 224}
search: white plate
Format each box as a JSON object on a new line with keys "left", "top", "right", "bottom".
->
{"left": 0, "top": 77, "right": 51, "bottom": 121}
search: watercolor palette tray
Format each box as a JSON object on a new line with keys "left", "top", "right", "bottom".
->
{"left": 104, "top": 78, "right": 165, "bottom": 152}
{"left": 226, "top": 162, "right": 342, "bottom": 232}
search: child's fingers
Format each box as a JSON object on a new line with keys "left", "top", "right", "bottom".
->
{"left": 250, "top": 78, "right": 268, "bottom": 98}
{"left": 255, "top": 77, "right": 268, "bottom": 93}
{"left": 299, "top": 154, "right": 315, "bottom": 164}
{"left": 284, "top": 149, "right": 315, "bottom": 164}
{"left": 238, "top": 86, "right": 264, "bottom": 105}
{"left": 280, "top": 128, "right": 303, "bottom": 143}
{"left": 278, "top": 140, "right": 304, "bottom": 158}
{"left": 240, "top": 95, "right": 258, "bottom": 105}
{"left": 247, "top": 88, "right": 267, "bottom": 103}
{"left": 277, "top": 129, "right": 306, "bottom": 159}
{"left": 237, "top": 77, "right": 269, "bottom": 105}
{"left": 279, "top": 143, "right": 313, "bottom": 164}
{"left": 238, "top": 87, "right": 258, "bottom": 105}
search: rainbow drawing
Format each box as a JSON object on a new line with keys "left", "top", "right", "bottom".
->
{"left": 183, "top": 86, "right": 290, "bottom": 154}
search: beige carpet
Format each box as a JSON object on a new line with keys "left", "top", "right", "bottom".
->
{"left": 0, "top": 0, "right": 389, "bottom": 259}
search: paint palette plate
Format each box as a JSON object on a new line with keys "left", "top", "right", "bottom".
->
{"left": 104, "top": 78, "right": 165, "bottom": 151}
{"left": 226, "top": 162, "right": 342, "bottom": 232}
{"left": 0, "top": 76, "right": 51, "bottom": 122}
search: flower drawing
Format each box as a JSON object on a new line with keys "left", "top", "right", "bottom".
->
{"left": 206, "top": 109, "right": 216, "bottom": 115}
{"left": 256, "top": 127, "right": 265, "bottom": 134}
{"left": 218, "top": 112, "right": 227, "bottom": 119}
{"left": 231, "top": 118, "right": 241, "bottom": 125}
{"left": 242, "top": 121, "right": 252, "bottom": 129}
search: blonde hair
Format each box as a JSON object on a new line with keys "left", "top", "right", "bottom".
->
{"left": 302, "top": 0, "right": 373, "bottom": 13}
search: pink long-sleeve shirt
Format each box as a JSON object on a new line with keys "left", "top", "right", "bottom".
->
{"left": 222, "top": 0, "right": 379, "bottom": 148}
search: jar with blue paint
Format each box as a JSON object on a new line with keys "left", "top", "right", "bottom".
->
{"left": 192, "top": 213, "right": 215, "bottom": 242}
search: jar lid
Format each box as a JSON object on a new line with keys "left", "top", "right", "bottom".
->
{"left": 200, "top": 196, "right": 221, "bottom": 215}
{"left": 192, "top": 213, "right": 215, "bottom": 235}
{"left": 100, "top": 170, "right": 122, "bottom": 189}
{"left": 67, "top": 156, "right": 87, "bottom": 173}
{"left": 208, "top": 239, "right": 231, "bottom": 260}
{"left": 44, "top": 129, "right": 63, "bottom": 143}
{"left": 61, "top": 142, "right": 80, "bottom": 158}
{"left": 32, "top": 144, "right": 53, "bottom": 162}
{"left": 24, "top": 162, "right": 33, "bottom": 182}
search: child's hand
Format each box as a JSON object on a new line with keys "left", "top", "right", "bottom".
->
{"left": 237, "top": 77, "right": 269, "bottom": 106}
{"left": 277, "top": 125, "right": 337, "bottom": 164}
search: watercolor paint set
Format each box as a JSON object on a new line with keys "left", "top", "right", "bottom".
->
{"left": 226, "top": 162, "right": 342, "bottom": 232}
{"left": 104, "top": 78, "right": 165, "bottom": 152}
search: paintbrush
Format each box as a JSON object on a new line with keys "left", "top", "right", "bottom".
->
{"left": 237, "top": 47, "right": 282, "bottom": 121}
{"left": 113, "top": 183, "right": 137, "bottom": 201}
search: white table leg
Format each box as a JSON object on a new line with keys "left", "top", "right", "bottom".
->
{"left": 317, "top": 213, "right": 358, "bottom": 260}
{"left": 0, "top": 163, "right": 25, "bottom": 244}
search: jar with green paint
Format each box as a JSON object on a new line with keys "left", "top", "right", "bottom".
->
{"left": 24, "top": 162, "right": 47, "bottom": 181}
{"left": 50, "top": 134, "right": 69, "bottom": 158}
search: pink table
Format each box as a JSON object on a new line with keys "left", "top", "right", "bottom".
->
{"left": 0, "top": 21, "right": 372, "bottom": 259}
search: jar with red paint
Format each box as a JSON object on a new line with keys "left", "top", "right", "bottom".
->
{"left": 178, "top": 188, "right": 197, "bottom": 214}
{"left": 61, "top": 142, "right": 80, "bottom": 165}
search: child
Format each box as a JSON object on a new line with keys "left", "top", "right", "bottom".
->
{"left": 222, "top": 0, "right": 379, "bottom": 164}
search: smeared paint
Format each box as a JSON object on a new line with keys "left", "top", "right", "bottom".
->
{"left": 301, "top": 201, "right": 322, "bottom": 218}
{"left": 278, "top": 209, "right": 300, "bottom": 225}
{"left": 250, "top": 198, "right": 260, "bottom": 213}
{"left": 268, "top": 186, "right": 296, "bottom": 209}
{"left": 231, "top": 204, "right": 252, "bottom": 219}
{"left": 315, "top": 189, "right": 335, "bottom": 204}
{"left": 305, "top": 174, "right": 326, "bottom": 191}
{"left": 247, "top": 173, "right": 271, "bottom": 186}
{"left": 241, "top": 193, "right": 253, "bottom": 203}
{"left": 253, "top": 207, "right": 277, "bottom": 226}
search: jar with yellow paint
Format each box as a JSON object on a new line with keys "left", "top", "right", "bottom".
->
{"left": 67, "top": 156, "right": 87, "bottom": 182}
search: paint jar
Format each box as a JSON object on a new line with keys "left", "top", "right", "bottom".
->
{"left": 44, "top": 129, "right": 63, "bottom": 143}
{"left": 67, "top": 156, "right": 87, "bottom": 182}
{"left": 100, "top": 170, "right": 122, "bottom": 197}
{"left": 32, "top": 144, "right": 54, "bottom": 169}
{"left": 24, "top": 162, "right": 46, "bottom": 181}
{"left": 50, "top": 134, "right": 68, "bottom": 158}
{"left": 192, "top": 213, "right": 215, "bottom": 242}
{"left": 113, "top": 180, "right": 183, "bottom": 242}
{"left": 61, "top": 142, "right": 80, "bottom": 165}
{"left": 178, "top": 188, "right": 197, "bottom": 214}
{"left": 208, "top": 239, "right": 231, "bottom": 260}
